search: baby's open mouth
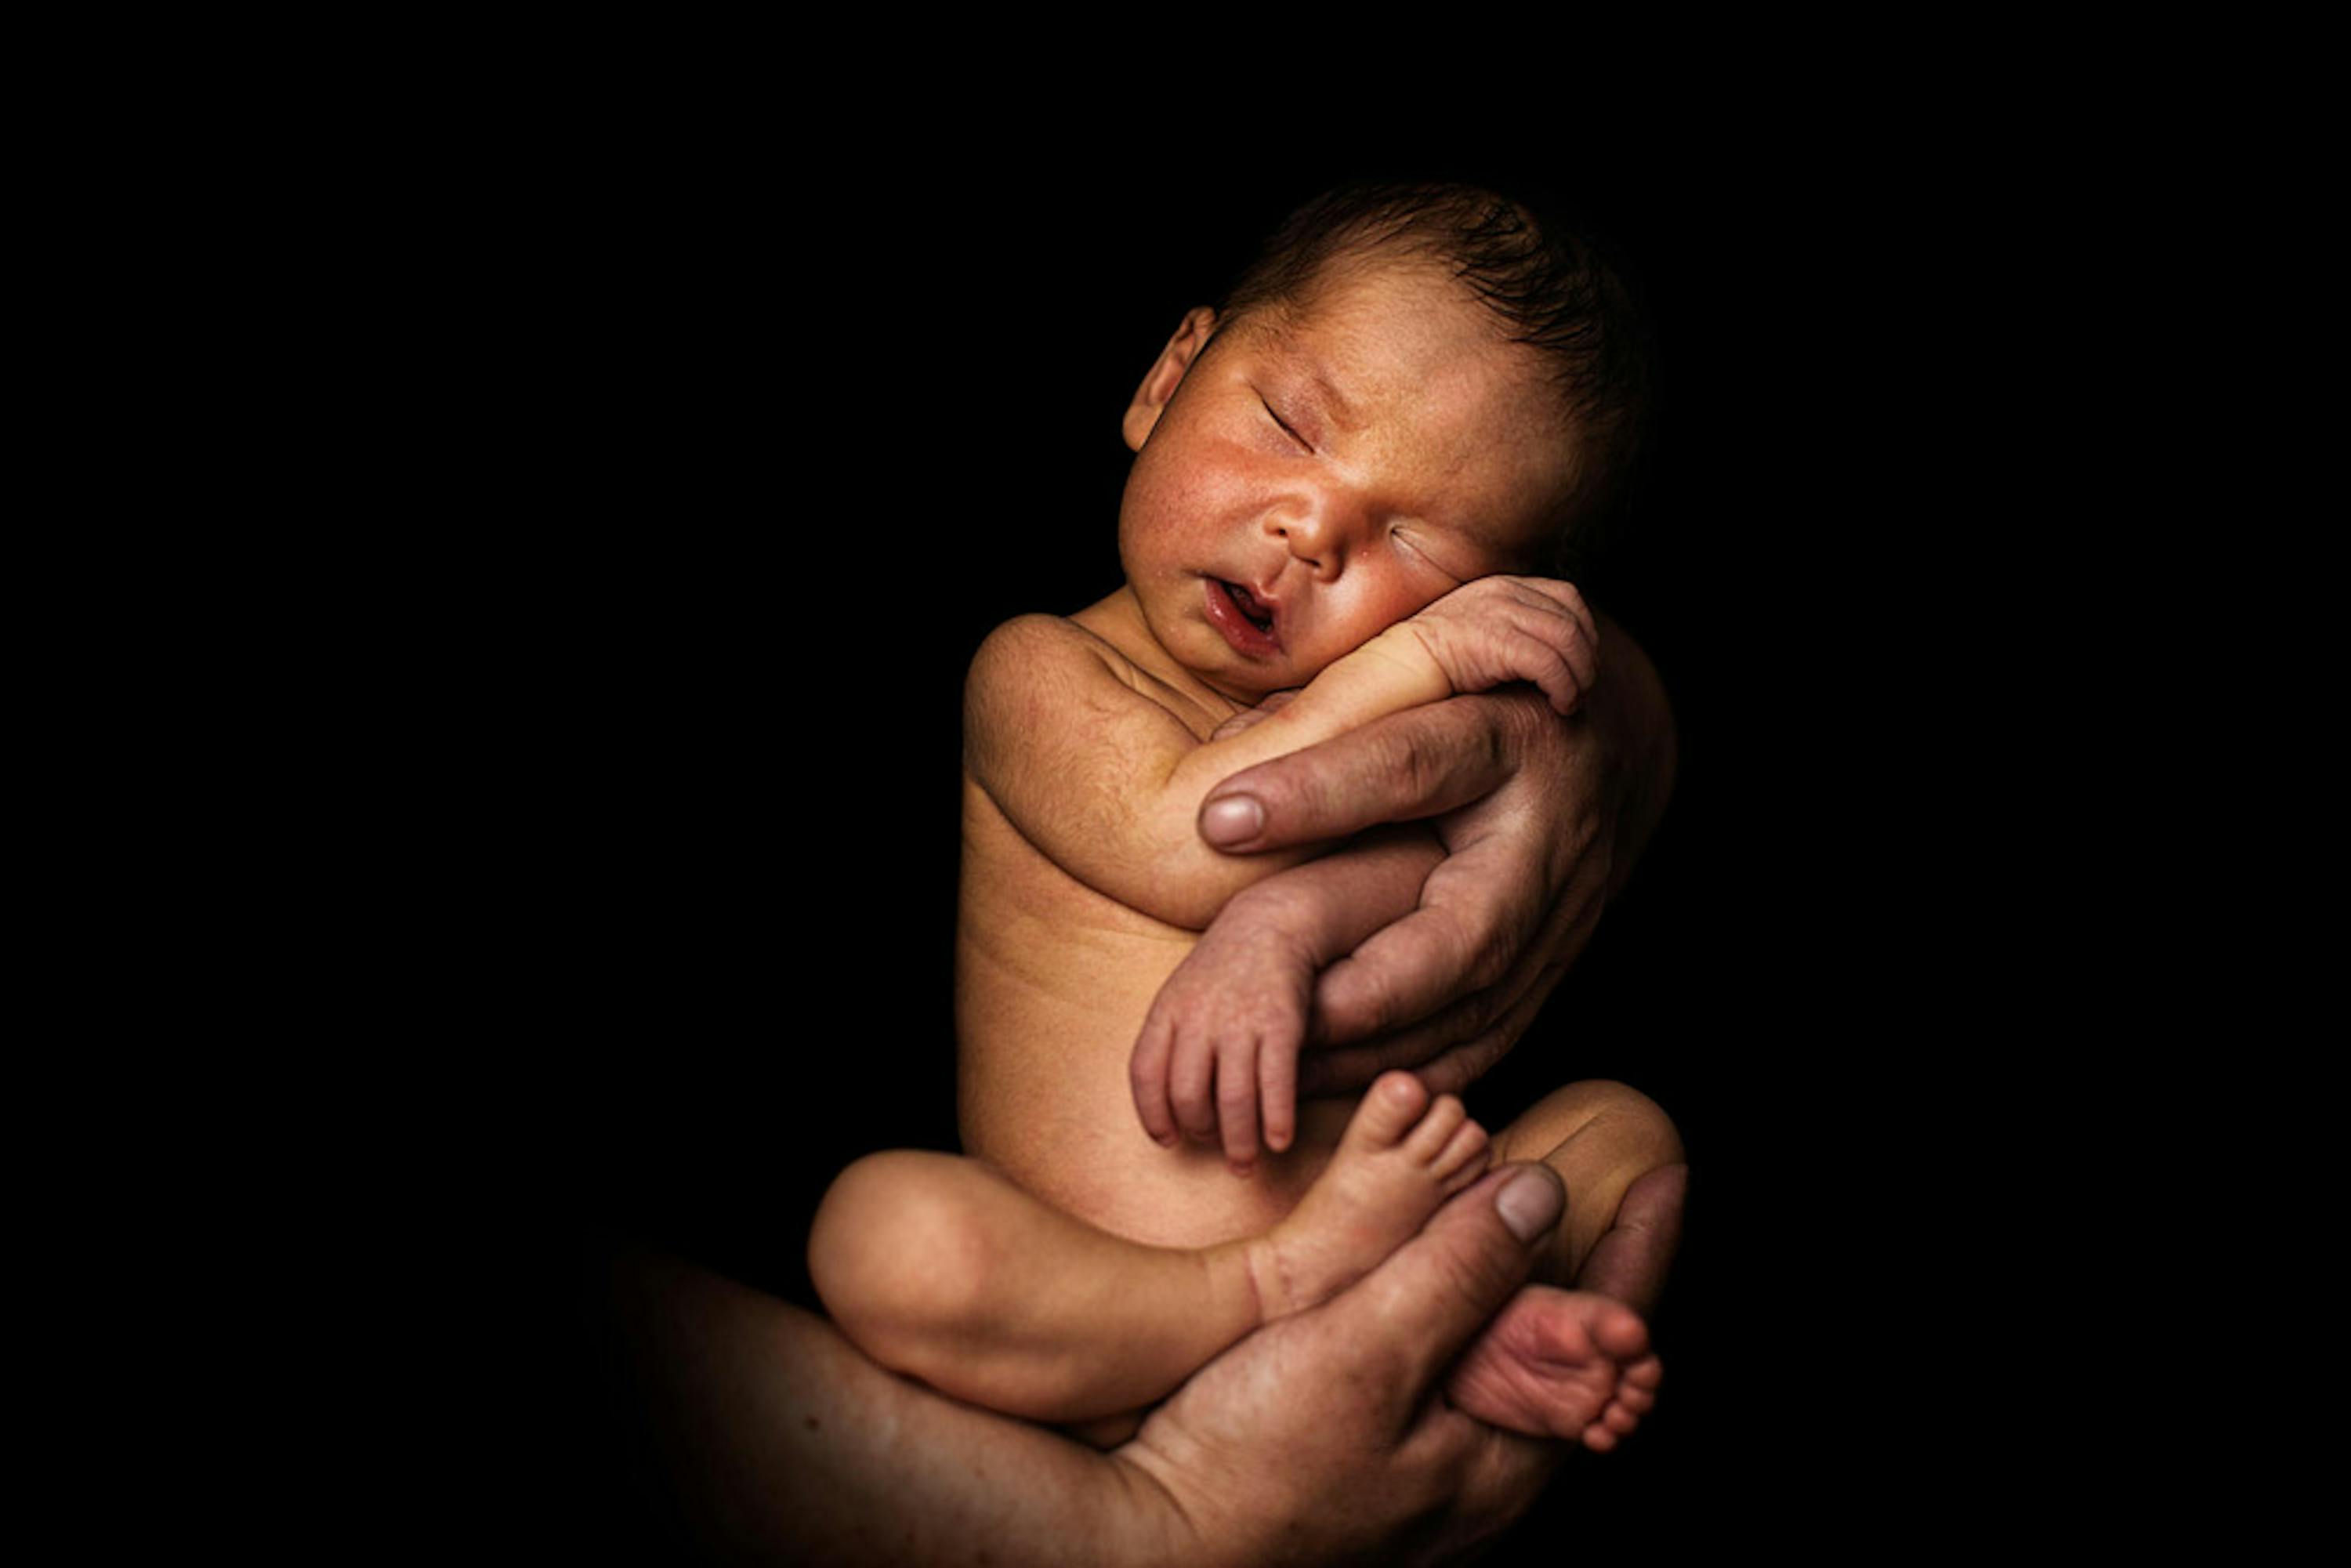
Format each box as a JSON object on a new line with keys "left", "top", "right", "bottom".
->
{"left": 1223, "top": 581, "right": 1273, "bottom": 633}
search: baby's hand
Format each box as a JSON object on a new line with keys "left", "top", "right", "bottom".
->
{"left": 1381, "top": 576, "right": 1598, "bottom": 715}
{"left": 1131, "top": 907, "right": 1317, "bottom": 1172}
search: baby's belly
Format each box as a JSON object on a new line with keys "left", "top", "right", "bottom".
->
{"left": 958, "top": 797, "right": 1358, "bottom": 1248}
{"left": 963, "top": 978, "right": 1357, "bottom": 1248}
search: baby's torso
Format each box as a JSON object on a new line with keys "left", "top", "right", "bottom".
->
{"left": 957, "top": 774, "right": 1357, "bottom": 1248}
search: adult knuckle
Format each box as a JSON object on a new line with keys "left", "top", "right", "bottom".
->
{"left": 1496, "top": 695, "right": 1549, "bottom": 750}
{"left": 1418, "top": 914, "right": 1497, "bottom": 998}
{"left": 1353, "top": 979, "right": 1404, "bottom": 1036}
{"left": 1393, "top": 725, "right": 1454, "bottom": 801}
{"left": 1459, "top": 914, "right": 1516, "bottom": 987}
{"left": 1454, "top": 983, "right": 1508, "bottom": 1036}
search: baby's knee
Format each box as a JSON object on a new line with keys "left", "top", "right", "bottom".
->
{"left": 1500, "top": 1078, "right": 1684, "bottom": 1171}
{"left": 1563, "top": 1079, "right": 1684, "bottom": 1165}
{"left": 808, "top": 1151, "right": 995, "bottom": 1355}
{"left": 1499, "top": 1080, "right": 1683, "bottom": 1289}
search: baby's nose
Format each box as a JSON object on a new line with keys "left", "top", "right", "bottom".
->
{"left": 1267, "top": 496, "right": 1364, "bottom": 575}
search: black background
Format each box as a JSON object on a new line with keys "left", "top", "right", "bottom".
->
{"left": 458, "top": 132, "right": 1969, "bottom": 1556}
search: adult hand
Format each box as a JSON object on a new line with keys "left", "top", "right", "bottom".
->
{"left": 1120, "top": 1163, "right": 1573, "bottom": 1565}
{"left": 609, "top": 1160, "right": 1687, "bottom": 1563}
{"left": 1195, "top": 619, "right": 1674, "bottom": 1098}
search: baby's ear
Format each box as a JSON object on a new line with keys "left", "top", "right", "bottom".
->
{"left": 1122, "top": 306, "right": 1219, "bottom": 451}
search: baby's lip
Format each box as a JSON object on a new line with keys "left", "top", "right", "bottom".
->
{"left": 1226, "top": 579, "right": 1281, "bottom": 632}
{"left": 1204, "top": 576, "right": 1283, "bottom": 656}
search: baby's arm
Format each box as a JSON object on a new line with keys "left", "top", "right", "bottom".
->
{"left": 1124, "top": 578, "right": 1598, "bottom": 1164}
{"left": 1131, "top": 826, "right": 1444, "bottom": 1168}
{"left": 967, "top": 576, "right": 1596, "bottom": 932}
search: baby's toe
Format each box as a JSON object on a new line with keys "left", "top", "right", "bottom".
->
{"left": 1395, "top": 1092, "right": 1462, "bottom": 1158}
{"left": 1342, "top": 1071, "right": 1431, "bottom": 1151}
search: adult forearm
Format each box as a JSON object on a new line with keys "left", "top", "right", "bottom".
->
{"left": 610, "top": 1244, "right": 1191, "bottom": 1566}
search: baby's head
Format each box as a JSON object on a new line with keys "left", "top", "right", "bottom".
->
{"left": 1212, "top": 182, "right": 1654, "bottom": 559}
{"left": 1118, "top": 180, "right": 1654, "bottom": 701}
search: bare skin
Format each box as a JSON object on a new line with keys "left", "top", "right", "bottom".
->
{"left": 958, "top": 264, "right": 1614, "bottom": 1246}
{"left": 616, "top": 1157, "right": 1689, "bottom": 1566}
{"left": 1199, "top": 628, "right": 1678, "bottom": 1099}
{"left": 860, "top": 548, "right": 1683, "bottom": 1440}
{"left": 813, "top": 1066, "right": 1679, "bottom": 1447}
{"left": 957, "top": 578, "right": 1613, "bottom": 1244}
{"left": 912, "top": 262, "right": 1687, "bottom": 1454}
{"left": 607, "top": 293, "right": 1690, "bottom": 1547}
{"left": 811, "top": 1073, "right": 1494, "bottom": 1425}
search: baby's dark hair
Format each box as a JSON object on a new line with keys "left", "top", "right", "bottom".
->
{"left": 1217, "top": 179, "right": 1657, "bottom": 575}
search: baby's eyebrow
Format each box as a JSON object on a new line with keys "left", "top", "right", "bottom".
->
{"left": 1291, "top": 357, "right": 1362, "bottom": 433}
{"left": 1307, "top": 366, "right": 1361, "bottom": 431}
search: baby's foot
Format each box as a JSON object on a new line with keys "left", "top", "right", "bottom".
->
{"left": 1244, "top": 1072, "right": 1490, "bottom": 1317}
{"left": 1444, "top": 1286, "right": 1661, "bottom": 1450}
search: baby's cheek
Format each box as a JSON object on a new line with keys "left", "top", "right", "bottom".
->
{"left": 1335, "top": 571, "right": 1451, "bottom": 650}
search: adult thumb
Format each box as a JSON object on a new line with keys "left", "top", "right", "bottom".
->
{"left": 1337, "top": 1164, "right": 1564, "bottom": 1401}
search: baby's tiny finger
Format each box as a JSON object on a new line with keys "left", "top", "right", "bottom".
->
{"left": 1560, "top": 627, "right": 1598, "bottom": 702}
{"left": 1520, "top": 638, "right": 1585, "bottom": 715}
{"left": 1522, "top": 580, "right": 1596, "bottom": 650}
{"left": 1132, "top": 1025, "right": 1184, "bottom": 1147}
{"left": 1217, "top": 1037, "right": 1262, "bottom": 1172}
{"left": 1170, "top": 1033, "right": 1219, "bottom": 1144}
{"left": 1259, "top": 1042, "right": 1297, "bottom": 1154}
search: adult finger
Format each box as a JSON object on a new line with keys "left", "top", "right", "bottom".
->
{"left": 1196, "top": 698, "right": 1522, "bottom": 853}
{"left": 1578, "top": 1162, "right": 1688, "bottom": 1315}
{"left": 1313, "top": 801, "right": 1607, "bottom": 1053}
{"left": 1320, "top": 1163, "right": 1567, "bottom": 1407}
{"left": 1310, "top": 831, "right": 1556, "bottom": 1042}
{"left": 1296, "top": 987, "right": 1527, "bottom": 1099}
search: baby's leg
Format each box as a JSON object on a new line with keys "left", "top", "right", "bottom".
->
{"left": 1442, "top": 1081, "right": 1684, "bottom": 1448}
{"left": 809, "top": 1073, "right": 1489, "bottom": 1426}
{"left": 1489, "top": 1078, "right": 1686, "bottom": 1290}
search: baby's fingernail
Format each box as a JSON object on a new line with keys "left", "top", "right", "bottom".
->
{"left": 1199, "top": 795, "right": 1264, "bottom": 846}
{"left": 1496, "top": 1168, "right": 1564, "bottom": 1242}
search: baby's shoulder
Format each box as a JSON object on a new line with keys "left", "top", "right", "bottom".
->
{"left": 965, "top": 612, "right": 1215, "bottom": 755}
{"left": 966, "top": 613, "right": 1150, "bottom": 701}
{"left": 967, "top": 614, "right": 1105, "bottom": 691}
{"left": 971, "top": 611, "right": 1118, "bottom": 664}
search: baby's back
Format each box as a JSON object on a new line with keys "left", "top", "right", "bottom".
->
{"left": 957, "top": 773, "right": 1356, "bottom": 1248}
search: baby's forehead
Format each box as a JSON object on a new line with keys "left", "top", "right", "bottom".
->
{"left": 1233, "top": 263, "right": 1570, "bottom": 433}
{"left": 1225, "top": 259, "right": 1580, "bottom": 556}
{"left": 1245, "top": 248, "right": 1483, "bottom": 337}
